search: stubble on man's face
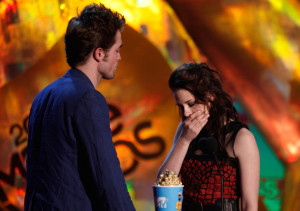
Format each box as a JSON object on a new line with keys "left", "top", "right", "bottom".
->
{"left": 98, "top": 31, "right": 122, "bottom": 80}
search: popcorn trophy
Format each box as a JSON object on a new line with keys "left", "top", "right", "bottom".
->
{"left": 153, "top": 170, "right": 184, "bottom": 211}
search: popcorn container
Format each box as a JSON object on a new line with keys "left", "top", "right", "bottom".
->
{"left": 152, "top": 185, "right": 184, "bottom": 211}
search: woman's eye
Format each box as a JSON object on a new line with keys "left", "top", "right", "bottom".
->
{"left": 178, "top": 105, "right": 183, "bottom": 111}
{"left": 188, "top": 102, "right": 195, "bottom": 107}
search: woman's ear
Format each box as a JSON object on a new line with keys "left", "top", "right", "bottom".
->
{"left": 93, "top": 47, "right": 105, "bottom": 62}
{"left": 207, "top": 93, "right": 215, "bottom": 101}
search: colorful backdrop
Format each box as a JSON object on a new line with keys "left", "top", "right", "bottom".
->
{"left": 0, "top": 0, "right": 299, "bottom": 210}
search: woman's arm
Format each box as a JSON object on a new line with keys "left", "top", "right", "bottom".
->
{"left": 235, "top": 128, "right": 260, "bottom": 211}
{"left": 157, "top": 110, "right": 209, "bottom": 178}
{"left": 157, "top": 122, "right": 189, "bottom": 177}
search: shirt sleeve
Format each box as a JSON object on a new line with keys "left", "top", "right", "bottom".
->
{"left": 73, "top": 89, "right": 135, "bottom": 211}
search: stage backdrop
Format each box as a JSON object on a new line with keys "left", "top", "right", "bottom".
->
{"left": 0, "top": 0, "right": 203, "bottom": 210}
{"left": 2, "top": 0, "right": 299, "bottom": 210}
{"left": 0, "top": 24, "right": 186, "bottom": 210}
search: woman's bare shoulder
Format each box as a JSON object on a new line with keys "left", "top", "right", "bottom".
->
{"left": 234, "top": 128, "right": 259, "bottom": 158}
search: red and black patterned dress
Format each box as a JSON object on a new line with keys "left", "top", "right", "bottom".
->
{"left": 180, "top": 121, "right": 247, "bottom": 211}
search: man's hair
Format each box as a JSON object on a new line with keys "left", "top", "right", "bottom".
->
{"left": 64, "top": 3, "right": 125, "bottom": 68}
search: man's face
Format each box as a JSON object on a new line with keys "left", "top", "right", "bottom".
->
{"left": 98, "top": 30, "right": 122, "bottom": 79}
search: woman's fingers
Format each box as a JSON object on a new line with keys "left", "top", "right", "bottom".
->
{"left": 186, "top": 108, "right": 209, "bottom": 126}
{"left": 181, "top": 109, "right": 210, "bottom": 141}
{"left": 189, "top": 111, "right": 209, "bottom": 132}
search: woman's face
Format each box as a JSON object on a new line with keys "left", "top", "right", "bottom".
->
{"left": 172, "top": 89, "right": 208, "bottom": 121}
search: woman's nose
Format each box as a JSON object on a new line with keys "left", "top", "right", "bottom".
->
{"left": 183, "top": 108, "right": 192, "bottom": 118}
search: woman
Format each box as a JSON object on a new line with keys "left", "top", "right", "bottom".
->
{"left": 157, "top": 63, "right": 260, "bottom": 211}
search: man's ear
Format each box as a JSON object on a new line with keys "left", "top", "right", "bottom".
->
{"left": 93, "top": 47, "right": 105, "bottom": 62}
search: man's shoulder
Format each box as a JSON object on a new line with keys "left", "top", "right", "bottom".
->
{"left": 31, "top": 73, "right": 97, "bottom": 112}
{"left": 79, "top": 89, "right": 107, "bottom": 109}
{"left": 41, "top": 73, "right": 93, "bottom": 97}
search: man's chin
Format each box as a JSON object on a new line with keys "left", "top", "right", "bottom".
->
{"left": 103, "top": 74, "right": 115, "bottom": 80}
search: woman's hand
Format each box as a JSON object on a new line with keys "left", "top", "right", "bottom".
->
{"left": 180, "top": 106, "right": 210, "bottom": 143}
{"left": 156, "top": 107, "right": 209, "bottom": 177}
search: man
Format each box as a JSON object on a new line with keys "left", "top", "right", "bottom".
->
{"left": 25, "top": 3, "right": 135, "bottom": 210}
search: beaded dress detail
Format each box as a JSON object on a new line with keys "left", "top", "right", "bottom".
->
{"left": 180, "top": 121, "right": 248, "bottom": 211}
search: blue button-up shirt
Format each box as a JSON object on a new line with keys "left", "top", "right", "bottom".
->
{"left": 25, "top": 69, "right": 135, "bottom": 210}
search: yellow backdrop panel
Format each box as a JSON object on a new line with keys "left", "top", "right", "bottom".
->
{"left": 0, "top": 25, "right": 178, "bottom": 210}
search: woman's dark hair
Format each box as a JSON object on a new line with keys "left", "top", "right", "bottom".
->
{"left": 64, "top": 3, "right": 125, "bottom": 68}
{"left": 169, "top": 62, "right": 239, "bottom": 157}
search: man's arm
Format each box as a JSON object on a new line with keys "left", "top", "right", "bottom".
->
{"left": 74, "top": 90, "right": 135, "bottom": 211}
